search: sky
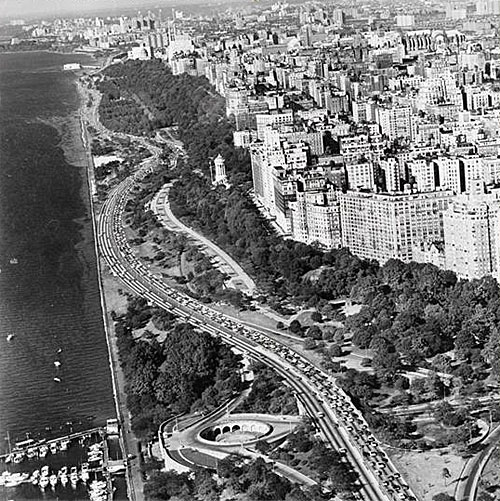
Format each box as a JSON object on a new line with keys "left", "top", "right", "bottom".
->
{"left": 0, "top": 0, "right": 209, "bottom": 20}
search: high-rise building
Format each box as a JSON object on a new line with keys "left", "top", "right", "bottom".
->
{"left": 339, "top": 190, "right": 455, "bottom": 263}
{"left": 443, "top": 181, "right": 500, "bottom": 280}
{"left": 376, "top": 105, "right": 414, "bottom": 141}
{"left": 407, "top": 158, "right": 436, "bottom": 192}
{"left": 289, "top": 185, "right": 341, "bottom": 249}
{"left": 345, "top": 162, "right": 375, "bottom": 191}
{"left": 380, "top": 157, "right": 401, "bottom": 193}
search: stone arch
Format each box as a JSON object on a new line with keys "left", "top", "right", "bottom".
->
{"left": 232, "top": 425, "right": 241, "bottom": 433}
{"left": 222, "top": 426, "right": 231, "bottom": 434}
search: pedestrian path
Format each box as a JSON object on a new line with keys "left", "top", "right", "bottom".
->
{"left": 150, "top": 183, "right": 257, "bottom": 294}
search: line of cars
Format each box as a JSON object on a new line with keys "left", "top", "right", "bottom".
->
{"left": 98, "top": 163, "right": 418, "bottom": 501}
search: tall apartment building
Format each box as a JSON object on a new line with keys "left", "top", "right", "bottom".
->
{"left": 251, "top": 131, "right": 309, "bottom": 230}
{"left": 444, "top": 181, "right": 500, "bottom": 280}
{"left": 436, "top": 156, "right": 461, "bottom": 193}
{"left": 289, "top": 184, "right": 341, "bottom": 249}
{"left": 346, "top": 162, "right": 375, "bottom": 191}
{"left": 255, "top": 110, "right": 294, "bottom": 140}
{"left": 376, "top": 105, "right": 414, "bottom": 141}
{"left": 340, "top": 134, "right": 385, "bottom": 164}
{"left": 407, "top": 158, "right": 436, "bottom": 192}
{"left": 380, "top": 157, "right": 401, "bottom": 193}
{"left": 339, "top": 190, "right": 455, "bottom": 263}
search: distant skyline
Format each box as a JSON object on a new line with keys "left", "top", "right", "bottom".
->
{"left": 0, "top": 0, "right": 235, "bottom": 21}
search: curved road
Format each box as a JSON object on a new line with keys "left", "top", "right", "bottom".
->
{"left": 97, "top": 149, "right": 418, "bottom": 501}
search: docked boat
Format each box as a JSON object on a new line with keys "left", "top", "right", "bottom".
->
{"left": 4, "top": 453, "right": 13, "bottom": 463}
{"left": 59, "top": 466, "right": 68, "bottom": 476}
{"left": 50, "top": 442, "right": 58, "bottom": 454}
{"left": 81, "top": 464, "right": 90, "bottom": 482}
{"left": 0, "top": 471, "right": 11, "bottom": 486}
{"left": 70, "top": 466, "right": 78, "bottom": 475}
{"left": 13, "top": 452, "right": 25, "bottom": 463}
{"left": 39, "top": 476, "right": 49, "bottom": 489}
{"left": 70, "top": 472, "right": 79, "bottom": 485}
{"left": 27, "top": 447, "right": 37, "bottom": 459}
{"left": 4, "top": 472, "right": 29, "bottom": 487}
{"left": 39, "top": 445, "right": 49, "bottom": 458}
{"left": 41, "top": 465, "right": 49, "bottom": 477}
{"left": 49, "top": 474, "right": 58, "bottom": 487}
{"left": 60, "top": 439, "right": 70, "bottom": 451}
{"left": 60, "top": 473, "right": 68, "bottom": 486}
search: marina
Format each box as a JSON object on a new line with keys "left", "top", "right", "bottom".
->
{"left": 0, "top": 422, "right": 125, "bottom": 500}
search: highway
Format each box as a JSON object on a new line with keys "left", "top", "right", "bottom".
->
{"left": 96, "top": 153, "right": 418, "bottom": 501}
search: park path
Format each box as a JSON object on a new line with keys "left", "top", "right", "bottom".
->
{"left": 150, "top": 183, "right": 257, "bottom": 294}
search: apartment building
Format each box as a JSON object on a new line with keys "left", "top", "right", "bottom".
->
{"left": 339, "top": 190, "right": 455, "bottom": 263}
{"left": 443, "top": 181, "right": 500, "bottom": 280}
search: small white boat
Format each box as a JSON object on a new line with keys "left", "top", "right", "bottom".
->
{"left": 53, "top": 377, "right": 61, "bottom": 383}
{"left": 49, "top": 474, "right": 58, "bottom": 486}
{"left": 6, "top": 334, "right": 14, "bottom": 342}
{"left": 54, "top": 360, "right": 61, "bottom": 368}
{"left": 57, "top": 348, "right": 62, "bottom": 354}
{"left": 9, "top": 258, "right": 18, "bottom": 265}
{"left": 4, "top": 472, "right": 29, "bottom": 487}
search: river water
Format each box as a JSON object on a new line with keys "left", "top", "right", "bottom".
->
{"left": 0, "top": 52, "right": 116, "bottom": 454}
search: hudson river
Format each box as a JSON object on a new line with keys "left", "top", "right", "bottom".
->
{"left": 0, "top": 52, "right": 115, "bottom": 451}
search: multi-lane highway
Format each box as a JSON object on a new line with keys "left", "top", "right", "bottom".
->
{"left": 96, "top": 153, "right": 418, "bottom": 501}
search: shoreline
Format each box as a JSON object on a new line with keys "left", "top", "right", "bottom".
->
{"left": 76, "top": 76, "right": 144, "bottom": 501}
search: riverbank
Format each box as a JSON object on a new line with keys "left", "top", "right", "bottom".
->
{"left": 77, "top": 74, "right": 145, "bottom": 501}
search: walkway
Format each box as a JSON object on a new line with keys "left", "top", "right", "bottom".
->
{"left": 150, "top": 183, "right": 257, "bottom": 294}
{"left": 455, "top": 424, "right": 500, "bottom": 501}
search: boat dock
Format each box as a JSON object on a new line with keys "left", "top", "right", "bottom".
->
{"left": 0, "top": 424, "right": 123, "bottom": 501}
{"left": 0, "top": 427, "right": 105, "bottom": 461}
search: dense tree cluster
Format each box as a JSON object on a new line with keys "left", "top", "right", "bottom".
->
{"left": 271, "top": 421, "right": 360, "bottom": 496}
{"left": 144, "top": 457, "right": 328, "bottom": 501}
{"left": 238, "top": 363, "right": 298, "bottom": 415}
{"left": 114, "top": 297, "right": 243, "bottom": 440}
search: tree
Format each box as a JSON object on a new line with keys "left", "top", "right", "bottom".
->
{"left": 329, "top": 344, "right": 343, "bottom": 358}
{"left": 441, "top": 468, "right": 451, "bottom": 487}
{"left": 303, "top": 338, "right": 317, "bottom": 350}
{"left": 482, "top": 327, "right": 500, "bottom": 381}
{"left": 289, "top": 320, "right": 303, "bottom": 334}
{"left": 310, "top": 311, "right": 323, "bottom": 322}
{"left": 433, "top": 493, "right": 455, "bottom": 501}
{"left": 307, "top": 325, "right": 323, "bottom": 340}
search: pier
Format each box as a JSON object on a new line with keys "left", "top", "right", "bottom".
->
{"left": 0, "top": 427, "right": 104, "bottom": 461}
{"left": 1, "top": 424, "right": 124, "bottom": 501}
